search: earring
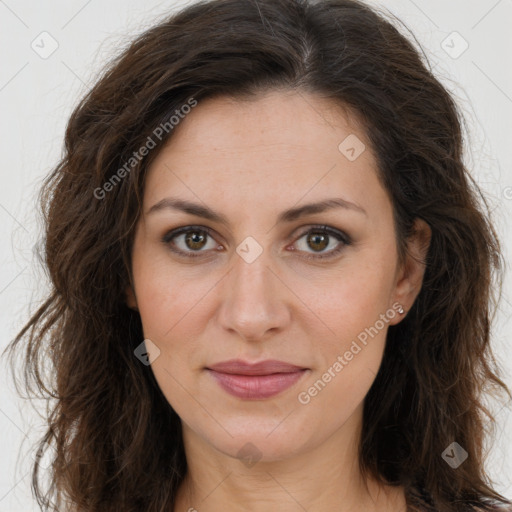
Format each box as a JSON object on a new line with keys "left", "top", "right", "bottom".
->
{"left": 398, "top": 305, "right": 404, "bottom": 314}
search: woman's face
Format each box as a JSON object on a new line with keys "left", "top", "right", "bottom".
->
{"left": 127, "top": 90, "right": 429, "bottom": 463}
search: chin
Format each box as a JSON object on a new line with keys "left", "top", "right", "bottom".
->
{"left": 224, "top": 436, "right": 305, "bottom": 464}
{"left": 198, "top": 419, "right": 313, "bottom": 464}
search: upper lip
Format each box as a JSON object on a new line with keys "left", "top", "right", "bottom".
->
{"left": 206, "top": 359, "right": 307, "bottom": 375}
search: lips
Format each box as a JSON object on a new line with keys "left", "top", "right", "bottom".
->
{"left": 207, "top": 359, "right": 306, "bottom": 375}
{"left": 205, "top": 359, "right": 308, "bottom": 399}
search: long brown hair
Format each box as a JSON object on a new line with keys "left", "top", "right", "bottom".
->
{"left": 3, "top": 1, "right": 511, "bottom": 511}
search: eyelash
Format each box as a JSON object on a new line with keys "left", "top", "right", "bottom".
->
{"left": 161, "top": 225, "right": 352, "bottom": 261}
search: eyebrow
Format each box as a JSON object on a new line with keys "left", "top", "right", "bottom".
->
{"left": 146, "top": 196, "right": 367, "bottom": 225}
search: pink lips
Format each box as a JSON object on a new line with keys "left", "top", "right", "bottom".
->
{"left": 206, "top": 359, "right": 308, "bottom": 399}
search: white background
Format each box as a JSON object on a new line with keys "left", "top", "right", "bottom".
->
{"left": 0, "top": 0, "right": 511, "bottom": 510}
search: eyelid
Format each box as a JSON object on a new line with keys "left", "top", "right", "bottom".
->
{"left": 293, "top": 224, "right": 351, "bottom": 246}
{"left": 291, "top": 224, "right": 351, "bottom": 260}
{"left": 161, "top": 225, "right": 220, "bottom": 259}
{"left": 161, "top": 224, "right": 351, "bottom": 260}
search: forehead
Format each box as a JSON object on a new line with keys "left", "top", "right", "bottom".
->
{"left": 143, "top": 90, "right": 387, "bottom": 219}
{"left": 160, "top": 90, "right": 367, "bottom": 155}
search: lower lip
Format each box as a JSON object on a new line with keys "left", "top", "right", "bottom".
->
{"left": 206, "top": 369, "right": 308, "bottom": 399}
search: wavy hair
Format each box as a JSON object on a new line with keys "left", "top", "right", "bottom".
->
{"left": 4, "top": 0, "right": 511, "bottom": 511}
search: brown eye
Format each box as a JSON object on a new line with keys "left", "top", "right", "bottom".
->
{"left": 162, "top": 226, "right": 220, "bottom": 258}
{"left": 162, "top": 224, "right": 351, "bottom": 261}
{"left": 184, "top": 231, "right": 208, "bottom": 250}
{"left": 294, "top": 226, "right": 351, "bottom": 260}
{"left": 306, "top": 232, "right": 329, "bottom": 252}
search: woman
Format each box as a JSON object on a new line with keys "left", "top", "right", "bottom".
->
{"left": 4, "top": 0, "right": 511, "bottom": 511}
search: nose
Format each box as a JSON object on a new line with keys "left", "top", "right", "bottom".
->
{"left": 216, "top": 246, "right": 292, "bottom": 342}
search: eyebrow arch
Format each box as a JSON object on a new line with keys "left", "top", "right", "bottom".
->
{"left": 146, "top": 196, "right": 367, "bottom": 226}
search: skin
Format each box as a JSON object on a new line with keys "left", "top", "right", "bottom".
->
{"left": 126, "top": 89, "right": 431, "bottom": 512}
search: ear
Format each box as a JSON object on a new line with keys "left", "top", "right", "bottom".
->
{"left": 388, "top": 218, "right": 431, "bottom": 325}
{"left": 125, "top": 284, "right": 139, "bottom": 311}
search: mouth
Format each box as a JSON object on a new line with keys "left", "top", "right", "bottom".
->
{"left": 205, "top": 359, "right": 309, "bottom": 399}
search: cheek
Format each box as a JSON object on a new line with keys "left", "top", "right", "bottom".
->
{"left": 293, "top": 293, "right": 388, "bottom": 448}
{"left": 300, "top": 254, "right": 395, "bottom": 391}
{"left": 133, "top": 258, "right": 217, "bottom": 381}
{"left": 132, "top": 246, "right": 197, "bottom": 337}
{"left": 308, "top": 261, "right": 395, "bottom": 339}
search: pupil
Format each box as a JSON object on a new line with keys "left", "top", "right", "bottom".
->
{"left": 186, "top": 231, "right": 206, "bottom": 250}
{"left": 184, "top": 231, "right": 329, "bottom": 253}
{"left": 308, "top": 233, "right": 328, "bottom": 251}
